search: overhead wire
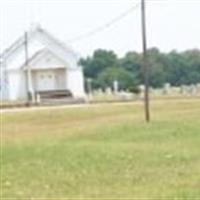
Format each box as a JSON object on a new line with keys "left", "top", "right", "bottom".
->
{"left": 67, "top": 2, "right": 141, "bottom": 43}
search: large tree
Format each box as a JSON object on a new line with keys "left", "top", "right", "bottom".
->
{"left": 96, "top": 67, "right": 138, "bottom": 91}
{"left": 147, "top": 48, "right": 167, "bottom": 87}
{"left": 119, "top": 51, "right": 142, "bottom": 85}
{"left": 80, "top": 48, "right": 200, "bottom": 91}
{"left": 79, "top": 49, "right": 118, "bottom": 79}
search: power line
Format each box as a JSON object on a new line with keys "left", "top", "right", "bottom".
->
{"left": 67, "top": 2, "right": 140, "bottom": 43}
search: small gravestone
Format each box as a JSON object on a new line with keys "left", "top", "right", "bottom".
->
{"left": 113, "top": 80, "right": 119, "bottom": 95}
{"left": 139, "top": 85, "right": 145, "bottom": 99}
{"left": 189, "top": 84, "right": 197, "bottom": 96}
{"left": 97, "top": 88, "right": 104, "bottom": 95}
{"left": 118, "top": 91, "right": 133, "bottom": 101}
{"left": 105, "top": 87, "right": 112, "bottom": 95}
{"left": 180, "top": 85, "right": 187, "bottom": 95}
{"left": 163, "top": 83, "right": 171, "bottom": 95}
{"left": 196, "top": 83, "right": 200, "bottom": 94}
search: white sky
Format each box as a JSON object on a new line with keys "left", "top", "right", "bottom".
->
{"left": 1, "top": 0, "right": 200, "bottom": 57}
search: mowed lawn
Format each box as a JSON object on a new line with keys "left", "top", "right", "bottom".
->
{"left": 1, "top": 98, "right": 200, "bottom": 199}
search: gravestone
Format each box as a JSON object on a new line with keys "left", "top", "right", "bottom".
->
{"left": 113, "top": 80, "right": 119, "bottom": 95}
{"left": 163, "top": 83, "right": 171, "bottom": 95}
{"left": 105, "top": 87, "right": 113, "bottom": 95}
{"left": 180, "top": 85, "right": 188, "bottom": 95}
{"left": 196, "top": 83, "right": 200, "bottom": 94}
{"left": 189, "top": 84, "right": 197, "bottom": 96}
{"left": 139, "top": 85, "right": 145, "bottom": 99}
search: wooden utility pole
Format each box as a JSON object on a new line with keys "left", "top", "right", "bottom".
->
{"left": 24, "top": 31, "right": 32, "bottom": 102}
{"left": 141, "top": 0, "right": 150, "bottom": 122}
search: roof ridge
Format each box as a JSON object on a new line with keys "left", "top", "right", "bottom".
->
{"left": 1, "top": 26, "right": 79, "bottom": 61}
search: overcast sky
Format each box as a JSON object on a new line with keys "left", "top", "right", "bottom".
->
{"left": 1, "top": 0, "right": 200, "bottom": 57}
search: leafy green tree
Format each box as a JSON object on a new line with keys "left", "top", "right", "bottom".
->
{"left": 147, "top": 48, "right": 167, "bottom": 87}
{"left": 96, "top": 67, "right": 138, "bottom": 91}
{"left": 80, "top": 47, "right": 200, "bottom": 91}
{"left": 165, "top": 51, "right": 191, "bottom": 85}
{"left": 182, "top": 49, "right": 200, "bottom": 84}
{"left": 80, "top": 49, "right": 118, "bottom": 79}
{"left": 119, "top": 51, "right": 142, "bottom": 85}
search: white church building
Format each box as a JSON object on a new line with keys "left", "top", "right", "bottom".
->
{"left": 0, "top": 26, "right": 85, "bottom": 102}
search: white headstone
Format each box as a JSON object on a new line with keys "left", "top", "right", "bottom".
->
{"left": 189, "top": 84, "right": 197, "bottom": 96}
{"left": 105, "top": 87, "right": 112, "bottom": 95}
{"left": 163, "top": 83, "right": 171, "bottom": 95}
{"left": 113, "top": 80, "right": 119, "bottom": 94}
{"left": 139, "top": 85, "right": 145, "bottom": 99}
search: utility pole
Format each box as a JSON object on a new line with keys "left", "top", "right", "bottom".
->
{"left": 141, "top": 0, "right": 150, "bottom": 122}
{"left": 24, "top": 31, "right": 32, "bottom": 103}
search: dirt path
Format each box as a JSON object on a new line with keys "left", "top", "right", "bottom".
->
{"left": 0, "top": 102, "right": 137, "bottom": 113}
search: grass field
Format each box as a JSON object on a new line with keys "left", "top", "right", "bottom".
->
{"left": 1, "top": 98, "right": 200, "bottom": 199}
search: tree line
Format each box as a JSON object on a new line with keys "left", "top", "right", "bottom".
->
{"left": 80, "top": 48, "right": 200, "bottom": 92}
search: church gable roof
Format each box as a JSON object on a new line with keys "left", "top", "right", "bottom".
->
{"left": 22, "top": 48, "right": 68, "bottom": 70}
{"left": 1, "top": 25, "right": 80, "bottom": 69}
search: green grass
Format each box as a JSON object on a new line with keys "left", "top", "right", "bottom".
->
{"left": 1, "top": 98, "right": 200, "bottom": 199}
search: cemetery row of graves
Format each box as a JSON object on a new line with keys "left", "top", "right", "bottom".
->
{"left": 88, "top": 82, "right": 200, "bottom": 102}
{"left": 81, "top": 48, "right": 200, "bottom": 94}
{"left": 1, "top": 83, "right": 200, "bottom": 109}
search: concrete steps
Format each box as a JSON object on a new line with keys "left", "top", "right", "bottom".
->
{"left": 35, "top": 90, "right": 85, "bottom": 106}
{"left": 37, "top": 90, "right": 72, "bottom": 99}
{"left": 40, "top": 97, "right": 86, "bottom": 106}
